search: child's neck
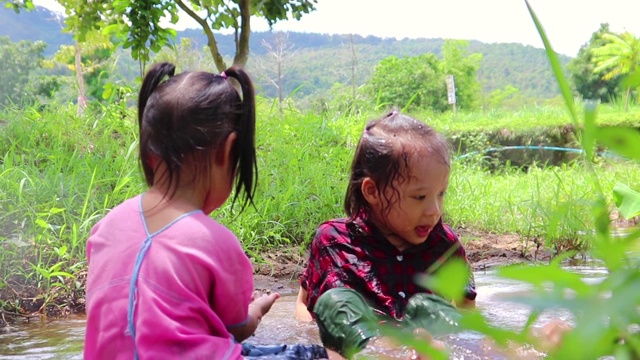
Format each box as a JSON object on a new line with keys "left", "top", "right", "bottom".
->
{"left": 141, "top": 187, "right": 204, "bottom": 234}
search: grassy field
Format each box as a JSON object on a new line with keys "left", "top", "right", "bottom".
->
{"left": 0, "top": 99, "right": 639, "bottom": 314}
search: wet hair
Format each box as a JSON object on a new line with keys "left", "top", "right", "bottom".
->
{"left": 137, "top": 62, "right": 256, "bottom": 209}
{"left": 344, "top": 110, "right": 450, "bottom": 219}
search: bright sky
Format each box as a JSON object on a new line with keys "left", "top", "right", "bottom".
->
{"left": 34, "top": 0, "right": 640, "bottom": 57}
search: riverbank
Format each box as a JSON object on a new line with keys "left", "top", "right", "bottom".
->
{"left": 0, "top": 230, "right": 554, "bottom": 327}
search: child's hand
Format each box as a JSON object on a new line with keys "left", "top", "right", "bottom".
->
{"left": 532, "top": 319, "right": 572, "bottom": 352}
{"left": 249, "top": 291, "right": 280, "bottom": 318}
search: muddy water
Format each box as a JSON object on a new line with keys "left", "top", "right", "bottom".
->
{"left": 0, "top": 266, "right": 607, "bottom": 359}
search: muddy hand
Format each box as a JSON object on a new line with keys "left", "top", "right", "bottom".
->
{"left": 534, "top": 319, "right": 572, "bottom": 352}
{"left": 250, "top": 292, "right": 280, "bottom": 318}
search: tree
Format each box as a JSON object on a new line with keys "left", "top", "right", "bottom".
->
{"left": 591, "top": 31, "right": 640, "bottom": 111}
{"left": 567, "top": 24, "right": 620, "bottom": 103}
{"left": 3, "top": 0, "right": 117, "bottom": 112}
{"left": 3, "top": 0, "right": 316, "bottom": 73}
{"left": 0, "top": 36, "right": 48, "bottom": 106}
{"left": 367, "top": 54, "right": 448, "bottom": 112}
{"left": 367, "top": 42, "right": 483, "bottom": 113}
{"left": 256, "top": 31, "right": 295, "bottom": 116}
{"left": 441, "top": 39, "right": 483, "bottom": 110}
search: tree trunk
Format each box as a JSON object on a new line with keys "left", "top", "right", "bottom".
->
{"left": 74, "top": 40, "right": 87, "bottom": 115}
{"left": 349, "top": 34, "right": 357, "bottom": 113}
{"left": 625, "top": 85, "right": 631, "bottom": 112}
{"left": 233, "top": 0, "right": 251, "bottom": 67}
{"left": 277, "top": 52, "right": 283, "bottom": 117}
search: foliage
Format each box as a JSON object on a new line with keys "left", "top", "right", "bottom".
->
{"left": 591, "top": 31, "right": 640, "bottom": 111}
{"left": 441, "top": 40, "right": 483, "bottom": 110}
{"left": 366, "top": 40, "right": 483, "bottom": 113}
{"left": 0, "top": 36, "right": 55, "bottom": 106}
{"left": 152, "top": 37, "right": 216, "bottom": 72}
{"left": 47, "top": 32, "right": 116, "bottom": 102}
{"left": 487, "top": 85, "right": 525, "bottom": 109}
{"left": 75, "top": 0, "right": 315, "bottom": 72}
{"left": 566, "top": 23, "right": 621, "bottom": 103}
{"left": 367, "top": 53, "right": 447, "bottom": 111}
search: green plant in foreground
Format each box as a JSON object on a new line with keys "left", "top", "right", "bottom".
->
{"left": 381, "top": 1, "right": 640, "bottom": 359}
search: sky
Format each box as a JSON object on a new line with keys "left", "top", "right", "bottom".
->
{"left": 33, "top": 0, "right": 640, "bottom": 57}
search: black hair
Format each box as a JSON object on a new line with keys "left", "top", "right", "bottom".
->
{"left": 137, "top": 62, "right": 257, "bottom": 209}
{"left": 344, "top": 110, "right": 450, "bottom": 219}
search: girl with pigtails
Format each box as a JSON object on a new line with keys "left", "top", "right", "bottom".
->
{"left": 84, "top": 63, "right": 326, "bottom": 359}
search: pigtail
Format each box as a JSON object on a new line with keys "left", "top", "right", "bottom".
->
{"left": 221, "top": 66, "right": 257, "bottom": 209}
{"left": 138, "top": 62, "right": 176, "bottom": 127}
{"left": 138, "top": 62, "right": 176, "bottom": 185}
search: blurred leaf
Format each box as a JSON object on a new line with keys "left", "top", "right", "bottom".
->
{"left": 498, "top": 264, "right": 592, "bottom": 296}
{"left": 613, "top": 183, "right": 640, "bottom": 219}
{"left": 621, "top": 66, "right": 640, "bottom": 89}
{"left": 378, "top": 325, "right": 449, "bottom": 360}
{"left": 524, "top": 0, "right": 578, "bottom": 125}
{"left": 582, "top": 101, "right": 598, "bottom": 160}
{"left": 596, "top": 127, "right": 640, "bottom": 160}
{"left": 415, "top": 258, "right": 469, "bottom": 303}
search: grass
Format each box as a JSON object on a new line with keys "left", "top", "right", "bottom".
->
{"left": 0, "top": 98, "right": 639, "bottom": 316}
{"left": 447, "top": 158, "right": 640, "bottom": 254}
{"left": 408, "top": 103, "right": 640, "bottom": 133}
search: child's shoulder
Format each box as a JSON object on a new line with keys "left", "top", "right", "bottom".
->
{"left": 313, "top": 217, "right": 352, "bottom": 244}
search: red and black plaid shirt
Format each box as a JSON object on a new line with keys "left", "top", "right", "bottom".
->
{"left": 300, "top": 216, "right": 476, "bottom": 320}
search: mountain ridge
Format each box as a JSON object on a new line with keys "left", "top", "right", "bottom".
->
{"left": 1, "top": 6, "right": 571, "bottom": 99}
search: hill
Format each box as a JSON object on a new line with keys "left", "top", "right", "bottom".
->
{"left": 1, "top": 6, "right": 571, "bottom": 100}
{"left": 0, "top": 5, "right": 71, "bottom": 56}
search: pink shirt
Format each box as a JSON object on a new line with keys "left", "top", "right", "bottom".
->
{"left": 84, "top": 195, "right": 253, "bottom": 359}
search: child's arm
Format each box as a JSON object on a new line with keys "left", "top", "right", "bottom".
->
{"left": 462, "top": 298, "right": 475, "bottom": 308}
{"left": 453, "top": 297, "right": 475, "bottom": 309}
{"left": 228, "top": 292, "right": 279, "bottom": 342}
{"left": 295, "top": 286, "right": 313, "bottom": 321}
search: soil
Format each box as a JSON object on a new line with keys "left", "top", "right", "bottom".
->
{"left": 251, "top": 230, "right": 554, "bottom": 294}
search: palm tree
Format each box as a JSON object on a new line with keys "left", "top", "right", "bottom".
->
{"left": 591, "top": 32, "right": 640, "bottom": 112}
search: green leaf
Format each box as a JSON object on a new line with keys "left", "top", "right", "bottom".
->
{"left": 524, "top": 0, "right": 578, "bottom": 125}
{"left": 498, "top": 264, "right": 592, "bottom": 296}
{"left": 596, "top": 126, "right": 640, "bottom": 160}
{"left": 415, "top": 258, "right": 469, "bottom": 303}
{"left": 582, "top": 101, "right": 598, "bottom": 160}
{"left": 35, "top": 218, "right": 49, "bottom": 229}
{"left": 613, "top": 183, "right": 640, "bottom": 219}
{"left": 377, "top": 326, "right": 449, "bottom": 360}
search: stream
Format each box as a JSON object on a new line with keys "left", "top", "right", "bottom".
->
{"left": 0, "top": 265, "right": 608, "bottom": 359}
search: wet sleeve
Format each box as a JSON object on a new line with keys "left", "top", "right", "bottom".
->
{"left": 302, "top": 224, "right": 348, "bottom": 314}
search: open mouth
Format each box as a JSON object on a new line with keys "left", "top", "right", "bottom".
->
{"left": 415, "top": 225, "right": 432, "bottom": 237}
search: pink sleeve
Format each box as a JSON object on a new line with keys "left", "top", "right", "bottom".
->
{"left": 86, "top": 220, "right": 101, "bottom": 263}
{"left": 210, "top": 234, "right": 254, "bottom": 329}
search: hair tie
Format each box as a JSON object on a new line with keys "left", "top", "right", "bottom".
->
{"left": 220, "top": 72, "right": 227, "bottom": 79}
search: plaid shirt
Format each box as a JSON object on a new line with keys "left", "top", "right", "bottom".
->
{"left": 300, "top": 216, "right": 476, "bottom": 320}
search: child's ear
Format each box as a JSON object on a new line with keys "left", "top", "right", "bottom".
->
{"left": 361, "top": 177, "right": 380, "bottom": 205}
{"left": 215, "top": 132, "right": 237, "bottom": 167}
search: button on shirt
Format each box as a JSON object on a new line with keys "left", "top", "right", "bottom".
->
{"left": 300, "top": 216, "right": 476, "bottom": 320}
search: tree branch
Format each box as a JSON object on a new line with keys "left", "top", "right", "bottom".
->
{"left": 174, "top": 0, "right": 227, "bottom": 71}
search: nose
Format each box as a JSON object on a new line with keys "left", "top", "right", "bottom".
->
{"left": 424, "top": 198, "right": 441, "bottom": 217}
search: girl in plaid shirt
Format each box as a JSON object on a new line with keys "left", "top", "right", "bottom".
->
{"left": 296, "top": 110, "right": 476, "bottom": 358}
